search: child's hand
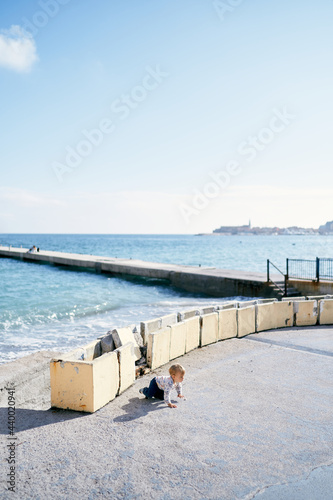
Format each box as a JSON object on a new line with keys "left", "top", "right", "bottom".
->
{"left": 178, "top": 394, "right": 185, "bottom": 398}
{"left": 168, "top": 403, "right": 177, "bottom": 408}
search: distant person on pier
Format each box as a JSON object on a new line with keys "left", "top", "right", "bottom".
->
{"left": 27, "top": 245, "right": 37, "bottom": 253}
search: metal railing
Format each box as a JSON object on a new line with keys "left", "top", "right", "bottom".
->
{"left": 286, "top": 258, "right": 317, "bottom": 281}
{"left": 267, "top": 259, "right": 286, "bottom": 295}
{"left": 287, "top": 257, "right": 333, "bottom": 281}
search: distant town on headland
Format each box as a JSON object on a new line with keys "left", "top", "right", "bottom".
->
{"left": 199, "top": 220, "right": 333, "bottom": 236}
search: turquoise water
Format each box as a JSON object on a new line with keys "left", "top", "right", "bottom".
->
{"left": 1, "top": 234, "right": 333, "bottom": 364}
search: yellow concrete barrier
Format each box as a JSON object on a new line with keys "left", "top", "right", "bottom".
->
{"left": 184, "top": 316, "right": 200, "bottom": 353}
{"left": 178, "top": 309, "right": 200, "bottom": 321}
{"left": 115, "top": 342, "right": 136, "bottom": 395}
{"left": 237, "top": 306, "right": 256, "bottom": 338}
{"left": 201, "top": 313, "right": 218, "bottom": 346}
{"left": 160, "top": 313, "right": 177, "bottom": 328}
{"left": 112, "top": 327, "right": 141, "bottom": 361}
{"left": 256, "top": 302, "right": 293, "bottom": 332}
{"left": 282, "top": 297, "right": 306, "bottom": 301}
{"left": 140, "top": 318, "right": 161, "bottom": 345}
{"left": 147, "top": 328, "right": 171, "bottom": 370}
{"left": 306, "top": 295, "right": 333, "bottom": 300}
{"left": 50, "top": 295, "right": 329, "bottom": 413}
{"left": 169, "top": 322, "right": 186, "bottom": 360}
{"left": 50, "top": 343, "right": 119, "bottom": 413}
{"left": 294, "top": 300, "right": 318, "bottom": 326}
{"left": 318, "top": 299, "right": 333, "bottom": 324}
{"left": 201, "top": 306, "right": 215, "bottom": 314}
{"left": 217, "top": 307, "right": 237, "bottom": 340}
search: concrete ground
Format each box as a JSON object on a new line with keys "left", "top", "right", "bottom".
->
{"left": 1, "top": 326, "right": 332, "bottom": 499}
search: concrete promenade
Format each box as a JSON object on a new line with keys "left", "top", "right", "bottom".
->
{"left": 1, "top": 326, "right": 332, "bottom": 499}
{"left": 0, "top": 247, "right": 278, "bottom": 298}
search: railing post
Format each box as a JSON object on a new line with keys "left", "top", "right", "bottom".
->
{"left": 284, "top": 274, "right": 287, "bottom": 297}
{"left": 286, "top": 258, "right": 289, "bottom": 281}
{"left": 316, "top": 257, "right": 320, "bottom": 282}
{"left": 267, "top": 259, "right": 270, "bottom": 281}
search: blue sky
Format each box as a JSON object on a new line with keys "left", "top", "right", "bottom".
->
{"left": 0, "top": 0, "right": 332, "bottom": 233}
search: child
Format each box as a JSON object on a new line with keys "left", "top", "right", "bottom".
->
{"left": 139, "top": 364, "right": 185, "bottom": 408}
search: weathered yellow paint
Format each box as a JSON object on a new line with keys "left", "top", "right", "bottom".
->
{"left": 201, "top": 313, "right": 218, "bottom": 346}
{"left": 147, "top": 328, "right": 171, "bottom": 370}
{"left": 184, "top": 316, "right": 200, "bottom": 353}
{"left": 50, "top": 349, "right": 119, "bottom": 413}
{"left": 50, "top": 360, "right": 94, "bottom": 412}
{"left": 169, "top": 322, "right": 186, "bottom": 360}
{"left": 237, "top": 306, "right": 256, "bottom": 338}
{"left": 256, "top": 302, "right": 293, "bottom": 332}
{"left": 319, "top": 299, "right": 333, "bottom": 324}
{"left": 92, "top": 351, "right": 119, "bottom": 409}
{"left": 294, "top": 300, "right": 318, "bottom": 326}
{"left": 217, "top": 308, "right": 237, "bottom": 340}
{"left": 115, "top": 342, "right": 135, "bottom": 395}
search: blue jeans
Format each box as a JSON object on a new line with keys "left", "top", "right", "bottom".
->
{"left": 143, "top": 377, "right": 164, "bottom": 400}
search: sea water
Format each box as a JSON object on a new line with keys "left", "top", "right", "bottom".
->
{"left": 1, "top": 234, "right": 332, "bottom": 364}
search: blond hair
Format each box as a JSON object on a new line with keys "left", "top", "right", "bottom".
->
{"left": 169, "top": 363, "right": 185, "bottom": 376}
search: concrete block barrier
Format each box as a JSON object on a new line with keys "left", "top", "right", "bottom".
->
{"left": 318, "top": 299, "right": 333, "bottom": 325}
{"left": 84, "top": 339, "right": 102, "bottom": 359}
{"left": 177, "top": 309, "right": 200, "bottom": 321}
{"left": 238, "top": 300, "right": 257, "bottom": 308}
{"left": 131, "top": 326, "right": 144, "bottom": 347}
{"left": 47, "top": 290, "right": 332, "bottom": 414}
{"left": 215, "top": 301, "right": 238, "bottom": 310}
{"left": 200, "top": 312, "right": 218, "bottom": 346}
{"left": 112, "top": 327, "right": 141, "bottom": 361}
{"left": 184, "top": 316, "right": 200, "bottom": 353}
{"left": 306, "top": 295, "right": 333, "bottom": 301}
{"left": 169, "top": 322, "right": 186, "bottom": 360}
{"left": 160, "top": 313, "right": 178, "bottom": 328}
{"left": 237, "top": 306, "right": 256, "bottom": 338}
{"left": 257, "top": 298, "right": 277, "bottom": 304}
{"left": 92, "top": 352, "right": 119, "bottom": 409}
{"left": 147, "top": 328, "right": 171, "bottom": 370}
{"left": 282, "top": 297, "right": 306, "bottom": 301}
{"left": 140, "top": 318, "right": 162, "bottom": 344}
{"left": 217, "top": 307, "right": 237, "bottom": 340}
{"left": 256, "top": 302, "right": 293, "bottom": 332}
{"left": 50, "top": 360, "right": 94, "bottom": 412}
{"left": 200, "top": 306, "right": 215, "bottom": 315}
{"left": 115, "top": 342, "right": 136, "bottom": 395}
{"left": 50, "top": 342, "right": 119, "bottom": 413}
{"left": 100, "top": 333, "right": 115, "bottom": 353}
{"left": 294, "top": 300, "right": 318, "bottom": 326}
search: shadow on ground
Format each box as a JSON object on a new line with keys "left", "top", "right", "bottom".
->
{"left": 0, "top": 406, "right": 87, "bottom": 433}
{"left": 0, "top": 396, "right": 175, "bottom": 432}
{"left": 112, "top": 396, "right": 169, "bottom": 423}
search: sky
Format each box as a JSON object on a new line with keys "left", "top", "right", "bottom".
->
{"left": 0, "top": 0, "right": 332, "bottom": 234}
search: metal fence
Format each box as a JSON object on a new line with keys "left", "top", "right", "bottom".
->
{"left": 287, "top": 257, "right": 333, "bottom": 281}
{"left": 317, "top": 258, "right": 333, "bottom": 280}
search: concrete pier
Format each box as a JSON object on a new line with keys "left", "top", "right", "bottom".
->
{"left": 0, "top": 246, "right": 278, "bottom": 298}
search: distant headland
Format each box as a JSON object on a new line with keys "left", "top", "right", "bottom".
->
{"left": 197, "top": 220, "right": 333, "bottom": 236}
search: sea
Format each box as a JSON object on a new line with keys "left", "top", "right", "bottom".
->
{"left": 1, "top": 233, "right": 333, "bottom": 365}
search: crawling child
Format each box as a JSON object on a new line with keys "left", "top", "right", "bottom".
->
{"left": 139, "top": 363, "right": 185, "bottom": 408}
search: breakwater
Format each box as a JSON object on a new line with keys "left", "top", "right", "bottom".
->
{"left": 0, "top": 246, "right": 278, "bottom": 298}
